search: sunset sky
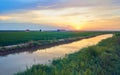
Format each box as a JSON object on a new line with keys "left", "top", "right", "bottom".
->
{"left": 0, "top": 0, "right": 120, "bottom": 30}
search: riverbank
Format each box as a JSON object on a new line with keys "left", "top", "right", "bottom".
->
{"left": 0, "top": 34, "right": 100, "bottom": 56}
{"left": 0, "top": 34, "right": 113, "bottom": 75}
{"left": 15, "top": 33, "right": 120, "bottom": 75}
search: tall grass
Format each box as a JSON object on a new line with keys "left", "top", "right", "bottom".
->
{"left": 15, "top": 33, "right": 120, "bottom": 75}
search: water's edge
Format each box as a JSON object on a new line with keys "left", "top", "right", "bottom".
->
{"left": 0, "top": 34, "right": 113, "bottom": 75}
{"left": 0, "top": 34, "right": 102, "bottom": 56}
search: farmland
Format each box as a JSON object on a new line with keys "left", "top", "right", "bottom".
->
{"left": 0, "top": 31, "right": 114, "bottom": 56}
{"left": 15, "top": 33, "right": 120, "bottom": 75}
{"left": 0, "top": 31, "right": 107, "bottom": 46}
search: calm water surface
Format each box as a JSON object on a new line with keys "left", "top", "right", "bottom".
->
{"left": 0, "top": 34, "right": 113, "bottom": 75}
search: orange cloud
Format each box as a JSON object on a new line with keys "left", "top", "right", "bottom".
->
{"left": 0, "top": 16, "right": 12, "bottom": 20}
{"left": 0, "top": 6, "right": 120, "bottom": 31}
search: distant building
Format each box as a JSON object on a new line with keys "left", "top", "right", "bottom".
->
{"left": 26, "top": 29, "right": 30, "bottom": 32}
{"left": 57, "top": 29, "right": 66, "bottom": 32}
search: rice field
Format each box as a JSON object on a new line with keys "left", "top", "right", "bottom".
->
{"left": 0, "top": 31, "right": 106, "bottom": 46}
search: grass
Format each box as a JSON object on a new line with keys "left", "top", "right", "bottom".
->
{"left": 15, "top": 33, "right": 120, "bottom": 75}
{"left": 0, "top": 31, "right": 107, "bottom": 46}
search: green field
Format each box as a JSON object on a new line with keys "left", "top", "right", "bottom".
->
{"left": 0, "top": 31, "right": 106, "bottom": 46}
{"left": 16, "top": 33, "right": 120, "bottom": 75}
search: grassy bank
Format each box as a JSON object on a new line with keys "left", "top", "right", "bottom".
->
{"left": 16, "top": 33, "right": 120, "bottom": 75}
{"left": 0, "top": 31, "right": 110, "bottom": 46}
{"left": 0, "top": 31, "right": 107, "bottom": 56}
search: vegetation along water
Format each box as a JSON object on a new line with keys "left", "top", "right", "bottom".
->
{"left": 15, "top": 33, "right": 120, "bottom": 75}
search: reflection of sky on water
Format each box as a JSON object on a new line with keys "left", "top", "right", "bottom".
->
{"left": 0, "top": 34, "right": 113, "bottom": 75}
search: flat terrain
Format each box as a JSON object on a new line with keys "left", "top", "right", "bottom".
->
{"left": 0, "top": 31, "right": 106, "bottom": 46}
{"left": 0, "top": 31, "right": 113, "bottom": 56}
{"left": 16, "top": 33, "right": 120, "bottom": 75}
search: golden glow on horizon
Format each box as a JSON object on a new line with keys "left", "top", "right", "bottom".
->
{"left": 74, "top": 26, "right": 82, "bottom": 30}
{"left": 0, "top": 7, "right": 120, "bottom": 30}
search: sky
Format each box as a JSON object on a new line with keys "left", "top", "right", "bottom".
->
{"left": 0, "top": 0, "right": 120, "bottom": 31}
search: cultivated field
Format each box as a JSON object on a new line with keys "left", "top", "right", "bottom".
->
{"left": 0, "top": 31, "right": 106, "bottom": 46}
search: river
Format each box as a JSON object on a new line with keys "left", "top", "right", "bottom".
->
{"left": 0, "top": 34, "right": 113, "bottom": 75}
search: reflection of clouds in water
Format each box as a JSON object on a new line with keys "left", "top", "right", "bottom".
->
{"left": 34, "top": 34, "right": 113, "bottom": 59}
{"left": 0, "top": 34, "right": 113, "bottom": 75}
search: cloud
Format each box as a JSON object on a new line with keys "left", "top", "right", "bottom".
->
{"left": 1, "top": 0, "right": 120, "bottom": 14}
{"left": 0, "top": 0, "right": 60, "bottom": 14}
{"left": 0, "top": 0, "right": 120, "bottom": 30}
{"left": 0, "top": 6, "right": 119, "bottom": 30}
{"left": 0, "top": 16, "right": 12, "bottom": 20}
{"left": 36, "top": 0, "right": 120, "bottom": 10}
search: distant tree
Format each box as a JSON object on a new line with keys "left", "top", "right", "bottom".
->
{"left": 40, "top": 29, "right": 42, "bottom": 32}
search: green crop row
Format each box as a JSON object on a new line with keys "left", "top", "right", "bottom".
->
{"left": 0, "top": 31, "right": 107, "bottom": 46}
